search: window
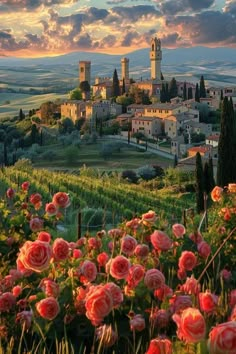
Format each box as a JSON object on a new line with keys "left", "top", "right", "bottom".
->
{"left": 80, "top": 68, "right": 84, "bottom": 73}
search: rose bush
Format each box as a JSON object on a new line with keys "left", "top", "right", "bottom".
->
{"left": 0, "top": 182, "right": 235, "bottom": 353}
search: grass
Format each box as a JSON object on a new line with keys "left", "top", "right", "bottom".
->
{"left": 33, "top": 142, "right": 173, "bottom": 171}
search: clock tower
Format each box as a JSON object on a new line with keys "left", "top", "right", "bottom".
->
{"left": 150, "top": 37, "right": 162, "bottom": 81}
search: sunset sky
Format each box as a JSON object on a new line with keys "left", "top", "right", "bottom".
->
{"left": 0, "top": 0, "right": 235, "bottom": 58}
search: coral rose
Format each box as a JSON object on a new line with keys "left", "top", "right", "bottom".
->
{"left": 228, "top": 183, "right": 236, "bottom": 193}
{"left": 211, "top": 186, "right": 223, "bottom": 202}
{"left": 85, "top": 285, "right": 113, "bottom": 326}
{"left": 208, "top": 321, "right": 236, "bottom": 354}
{"left": 144, "top": 269, "right": 165, "bottom": 290}
{"left": 80, "top": 260, "right": 97, "bottom": 283}
{"left": 52, "top": 192, "right": 70, "bottom": 208}
{"left": 103, "top": 282, "right": 123, "bottom": 308}
{"left": 36, "top": 297, "right": 60, "bottom": 320}
{"left": 18, "top": 240, "right": 52, "bottom": 273}
{"left": 37, "top": 231, "right": 51, "bottom": 243}
{"left": 178, "top": 251, "right": 197, "bottom": 271}
{"left": 29, "top": 217, "right": 44, "bottom": 232}
{"left": 150, "top": 230, "right": 172, "bottom": 252}
{"left": 45, "top": 202, "right": 58, "bottom": 216}
{"left": 172, "top": 223, "right": 186, "bottom": 238}
{"left": 146, "top": 337, "right": 172, "bottom": 354}
{"left": 154, "top": 284, "right": 173, "bottom": 301}
{"left": 121, "top": 235, "right": 137, "bottom": 256}
{"left": 53, "top": 238, "right": 69, "bottom": 262}
{"left": 181, "top": 276, "right": 200, "bottom": 295}
{"left": 142, "top": 210, "right": 157, "bottom": 225}
{"left": 0, "top": 292, "right": 16, "bottom": 312}
{"left": 40, "top": 278, "right": 60, "bottom": 298}
{"left": 110, "top": 255, "right": 131, "bottom": 280}
{"left": 127, "top": 264, "right": 145, "bottom": 288}
{"left": 29, "top": 193, "right": 42, "bottom": 206}
{"left": 12, "top": 285, "right": 22, "bottom": 297}
{"left": 130, "top": 314, "right": 145, "bottom": 332}
{"left": 199, "top": 291, "right": 218, "bottom": 314}
{"left": 172, "top": 307, "right": 206, "bottom": 343}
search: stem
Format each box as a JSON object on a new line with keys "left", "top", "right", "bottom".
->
{"left": 197, "top": 226, "right": 236, "bottom": 283}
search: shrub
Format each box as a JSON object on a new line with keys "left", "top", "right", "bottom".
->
{"left": 121, "top": 170, "right": 139, "bottom": 183}
{"left": 137, "top": 165, "right": 156, "bottom": 181}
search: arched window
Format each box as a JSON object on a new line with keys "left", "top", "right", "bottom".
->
{"left": 152, "top": 44, "right": 154, "bottom": 51}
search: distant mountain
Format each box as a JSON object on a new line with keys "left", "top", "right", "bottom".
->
{"left": 0, "top": 46, "right": 236, "bottom": 67}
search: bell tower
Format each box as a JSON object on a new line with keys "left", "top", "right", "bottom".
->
{"left": 150, "top": 37, "right": 162, "bottom": 81}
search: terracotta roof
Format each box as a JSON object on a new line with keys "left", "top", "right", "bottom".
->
{"left": 188, "top": 146, "right": 211, "bottom": 153}
{"left": 206, "top": 134, "right": 220, "bottom": 141}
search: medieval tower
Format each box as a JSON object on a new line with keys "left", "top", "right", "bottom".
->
{"left": 150, "top": 37, "right": 162, "bottom": 81}
{"left": 79, "top": 61, "right": 91, "bottom": 85}
{"left": 121, "top": 57, "right": 129, "bottom": 82}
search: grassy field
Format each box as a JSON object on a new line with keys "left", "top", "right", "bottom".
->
{"left": 0, "top": 92, "right": 68, "bottom": 119}
{"left": 33, "top": 142, "right": 173, "bottom": 171}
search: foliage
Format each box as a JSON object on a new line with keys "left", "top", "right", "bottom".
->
{"left": 199, "top": 75, "right": 206, "bottom": 98}
{"left": 112, "top": 69, "right": 120, "bottom": 98}
{"left": 136, "top": 165, "right": 156, "bottom": 181}
{"left": 68, "top": 88, "right": 82, "bottom": 101}
{"left": 79, "top": 80, "right": 90, "bottom": 93}
{"left": 195, "top": 152, "right": 204, "bottom": 213}
{"left": 121, "top": 170, "right": 139, "bottom": 183}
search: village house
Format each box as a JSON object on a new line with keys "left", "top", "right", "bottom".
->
{"left": 86, "top": 101, "right": 122, "bottom": 120}
{"left": 187, "top": 145, "right": 213, "bottom": 158}
{"left": 205, "top": 133, "right": 220, "bottom": 147}
{"left": 132, "top": 117, "right": 161, "bottom": 138}
{"left": 60, "top": 100, "right": 86, "bottom": 122}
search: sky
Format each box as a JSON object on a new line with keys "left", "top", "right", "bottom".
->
{"left": 0, "top": 0, "right": 235, "bottom": 58}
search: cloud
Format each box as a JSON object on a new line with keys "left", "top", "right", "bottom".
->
{"left": 0, "top": 0, "right": 77, "bottom": 11}
{"left": 111, "top": 5, "right": 160, "bottom": 21}
{"left": 159, "top": 0, "right": 215, "bottom": 15}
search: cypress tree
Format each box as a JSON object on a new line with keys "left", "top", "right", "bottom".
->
{"left": 161, "top": 72, "right": 164, "bottom": 80}
{"left": 199, "top": 75, "right": 206, "bottom": 98}
{"left": 122, "top": 78, "right": 126, "bottom": 95}
{"left": 183, "top": 82, "right": 187, "bottom": 101}
{"left": 195, "top": 83, "right": 200, "bottom": 102}
{"left": 165, "top": 83, "right": 169, "bottom": 102}
{"left": 169, "top": 77, "right": 178, "bottom": 99}
{"left": 208, "top": 157, "right": 215, "bottom": 192}
{"left": 188, "top": 87, "right": 193, "bottom": 100}
{"left": 195, "top": 152, "right": 205, "bottom": 213}
{"left": 160, "top": 83, "right": 166, "bottom": 103}
{"left": 112, "top": 69, "right": 120, "bottom": 98}
{"left": 203, "top": 161, "right": 211, "bottom": 194}
{"left": 217, "top": 97, "right": 236, "bottom": 186}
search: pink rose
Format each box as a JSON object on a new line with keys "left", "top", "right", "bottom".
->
{"left": 96, "top": 324, "right": 118, "bottom": 348}
{"left": 178, "top": 251, "right": 197, "bottom": 271}
{"left": 146, "top": 337, "right": 172, "bottom": 354}
{"left": 172, "top": 307, "right": 206, "bottom": 343}
{"left": 144, "top": 269, "right": 165, "bottom": 290}
{"left": 36, "top": 297, "right": 60, "bottom": 320}
{"left": 29, "top": 217, "right": 44, "bottom": 232}
{"left": 169, "top": 295, "right": 192, "bottom": 314}
{"left": 85, "top": 285, "right": 113, "bottom": 326}
{"left": 45, "top": 202, "right": 58, "bottom": 216}
{"left": 172, "top": 223, "right": 186, "bottom": 238}
{"left": 40, "top": 278, "right": 60, "bottom": 298}
{"left": 199, "top": 291, "right": 218, "bottom": 314}
{"left": 53, "top": 238, "right": 69, "bottom": 262}
{"left": 121, "top": 235, "right": 137, "bottom": 256}
{"left": 150, "top": 230, "right": 172, "bottom": 252}
{"left": 126, "top": 218, "right": 141, "bottom": 230}
{"left": 127, "top": 264, "right": 145, "bottom": 288}
{"left": 220, "top": 269, "right": 232, "bottom": 281}
{"left": 211, "top": 186, "right": 223, "bottom": 202}
{"left": 154, "top": 284, "right": 173, "bottom": 301}
{"left": 103, "top": 282, "right": 123, "bottom": 308}
{"left": 16, "top": 310, "right": 33, "bottom": 329}
{"left": 6, "top": 188, "right": 15, "bottom": 199}
{"left": 153, "top": 309, "right": 170, "bottom": 328}
{"left": 197, "top": 241, "right": 211, "bottom": 258}
{"left": 110, "top": 255, "right": 131, "bottom": 280}
{"left": 17, "top": 240, "right": 52, "bottom": 273}
{"left": 37, "top": 231, "right": 51, "bottom": 243}
{"left": 0, "top": 292, "right": 16, "bottom": 312}
{"left": 130, "top": 314, "right": 145, "bottom": 332}
{"left": 88, "top": 237, "right": 101, "bottom": 250}
{"left": 134, "top": 244, "right": 149, "bottom": 259}
{"left": 21, "top": 181, "right": 30, "bottom": 191}
{"left": 80, "top": 260, "right": 97, "bottom": 283}
{"left": 208, "top": 321, "right": 236, "bottom": 354}
{"left": 52, "top": 192, "right": 70, "bottom": 208}
{"left": 141, "top": 210, "right": 157, "bottom": 225}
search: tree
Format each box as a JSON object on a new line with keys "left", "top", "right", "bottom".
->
{"left": 122, "top": 78, "right": 126, "bottom": 95}
{"left": 40, "top": 101, "right": 58, "bottom": 123}
{"left": 59, "top": 118, "right": 74, "bottom": 134}
{"left": 199, "top": 75, "right": 206, "bottom": 98}
{"left": 169, "top": 77, "right": 178, "bottom": 99}
{"left": 69, "top": 88, "right": 82, "bottom": 100}
{"left": 195, "top": 83, "right": 200, "bottom": 102}
{"left": 19, "top": 109, "right": 25, "bottom": 121}
{"left": 183, "top": 82, "right": 187, "bottom": 101}
{"left": 30, "top": 124, "right": 39, "bottom": 145}
{"left": 208, "top": 157, "right": 215, "bottom": 192}
{"left": 217, "top": 97, "right": 236, "bottom": 186}
{"left": 112, "top": 69, "right": 120, "bottom": 98}
{"left": 195, "top": 152, "right": 205, "bottom": 213}
{"left": 188, "top": 87, "right": 193, "bottom": 100}
{"left": 79, "top": 81, "right": 90, "bottom": 93}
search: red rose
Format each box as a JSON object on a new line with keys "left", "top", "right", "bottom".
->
{"left": 146, "top": 337, "right": 172, "bottom": 354}
{"left": 6, "top": 188, "right": 15, "bottom": 199}
{"left": 45, "top": 202, "right": 58, "bottom": 216}
{"left": 21, "top": 181, "right": 30, "bottom": 191}
{"left": 29, "top": 193, "right": 42, "bottom": 208}
{"left": 208, "top": 321, "right": 236, "bottom": 354}
{"left": 37, "top": 231, "right": 51, "bottom": 243}
{"left": 36, "top": 297, "right": 60, "bottom": 320}
{"left": 199, "top": 291, "right": 218, "bottom": 313}
{"left": 172, "top": 307, "right": 206, "bottom": 343}
{"left": 97, "top": 252, "right": 109, "bottom": 267}
{"left": 52, "top": 192, "right": 70, "bottom": 208}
